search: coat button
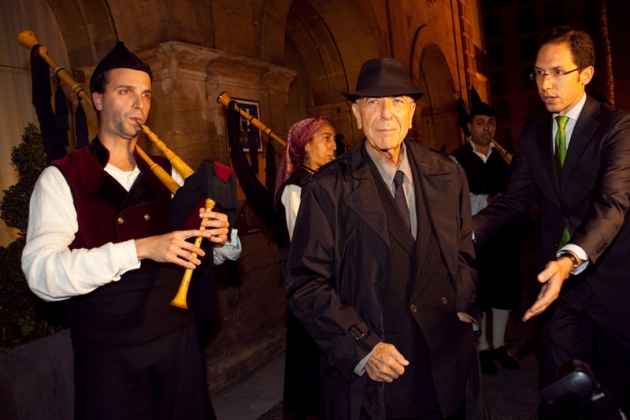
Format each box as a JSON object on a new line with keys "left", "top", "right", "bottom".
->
{"left": 410, "top": 304, "right": 417, "bottom": 313}
{"left": 117, "top": 217, "right": 125, "bottom": 224}
{"left": 144, "top": 214, "right": 150, "bottom": 221}
{"left": 441, "top": 297, "right": 448, "bottom": 304}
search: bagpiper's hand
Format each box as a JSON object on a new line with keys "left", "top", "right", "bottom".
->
{"left": 134, "top": 229, "right": 214, "bottom": 269}
{"left": 199, "top": 208, "right": 229, "bottom": 246}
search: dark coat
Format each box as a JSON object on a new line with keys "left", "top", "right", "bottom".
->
{"left": 285, "top": 141, "right": 482, "bottom": 419}
{"left": 473, "top": 95, "right": 630, "bottom": 321}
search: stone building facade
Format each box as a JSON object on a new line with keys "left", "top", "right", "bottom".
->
{"left": 13, "top": 0, "right": 490, "bottom": 393}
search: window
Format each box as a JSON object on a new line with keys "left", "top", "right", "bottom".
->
{"left": 490, "top": 72, "right": 508, "bottom": 95}
{"left": 516, "top": 8, "right": 536, "bottom": 32}
{"left": 543, "top": 2, "right": 566, "bottom": 27}
{"left": 493, "top": 99, "right": 510, "bottom": 121}
{"left": 484, "top": 15, "right": 502, "bottom": 38}
{"left": 475, "top": 46, "right": 489, "bottom": 77}
{"left": 487, "top": 43, "right": 505, "bottom": 67}
{"left": 518, "top": 36, "right": 538, "bottom": 62}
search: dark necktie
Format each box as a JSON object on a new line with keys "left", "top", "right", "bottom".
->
{"left": 393, "top": 170, "right": 411, "bottom": 230}
{"left": 555, "top": 116, "right": 571, "bottom": 247}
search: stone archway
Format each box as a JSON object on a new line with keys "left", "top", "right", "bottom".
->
{"left": 412, "top": 44, "right": 462, "bottom": 154}
{"left": 284, "top": 0, "right": 382, "bottom": 146}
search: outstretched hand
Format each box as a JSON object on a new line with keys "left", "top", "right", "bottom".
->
{"left": 522, "top": 257, "right": 572, "bottom": 321}
{"left": 365, "top": 342, "right": 409, "bottom": 383}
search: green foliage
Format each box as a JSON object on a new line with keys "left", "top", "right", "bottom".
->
{"left": 1, "top": 123, "right": 48, "bottom": 234}
{"left": 0, "top": 123, "right": 67, "bottom": 348}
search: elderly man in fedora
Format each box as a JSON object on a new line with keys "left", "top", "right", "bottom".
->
{"left": 285, "top": 57, "right": 486, "bottom": 420}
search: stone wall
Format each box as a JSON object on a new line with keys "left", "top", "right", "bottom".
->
{"left": 206, "top": 213, "right": 289, "bottom": 392}
{"left": 5, "top": 0, "right": 489, "bottom": 407}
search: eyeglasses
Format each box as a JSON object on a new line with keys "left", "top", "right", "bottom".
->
{"left": 529, "top": 67, "right": 585, "bottom": 81}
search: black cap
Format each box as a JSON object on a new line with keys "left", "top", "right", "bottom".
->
{"left": 89, "top": 42, "right": 153, "bottom": 93}
{"left": 469, "top": 86, "right": 495, "bottom": 118}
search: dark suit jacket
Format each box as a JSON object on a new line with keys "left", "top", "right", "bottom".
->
{"left": 474, "top": 95, "right": 630, "bottom": 321}
{"left": 285, "top": 141, "right": 480, "bottom": 419}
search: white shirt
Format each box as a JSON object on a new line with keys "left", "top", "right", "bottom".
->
{"left": 22, "top": 165, "right": 241, "bottom": 302}
{"left": 552, "top": 93, "right": 586, "bottom": 153}
{"left": 552, "top": 93, "right": 589, "bottom": 271}
{"left": 365, "top": 143, "right": 417, "bottom": 238}
{"left": 450, "top": 139, "right": 498, "bottom": 215}
{"left": 281, "top": 184, "right": 302, "bottom": 240}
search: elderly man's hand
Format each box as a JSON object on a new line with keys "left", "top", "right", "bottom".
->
{"left": 364, "top": 343, "right": 409, "bottom": 383}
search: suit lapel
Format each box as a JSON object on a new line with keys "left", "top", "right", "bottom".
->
{"left": 561, "top": 97, "right": 600, "bottom": 191}
{"left": 406, "top": 144, "right": 449, "bottom": 300}
{"left": 407, "top": 148, "right": 430, "bottom": 268}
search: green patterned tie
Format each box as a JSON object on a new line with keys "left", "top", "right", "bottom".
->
{"left": 555, "top": 115, "right": 570, "bottom": 248}
{"left": 555, "top": 116, "right": 569, "bottom": 172}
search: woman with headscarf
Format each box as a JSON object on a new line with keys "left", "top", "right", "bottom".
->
{"left": 275, "top": 116, "right": 337, "bottom": 239}
{"left": 275, "top": 116, "right": 336, "bottom": 420}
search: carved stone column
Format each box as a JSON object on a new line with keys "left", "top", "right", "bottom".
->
{"left": 137, "top": 42, "right": 294, "bottom": 182}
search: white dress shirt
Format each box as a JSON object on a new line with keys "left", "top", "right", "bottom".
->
{"left": 552, "top": 93, "right": 589, "bottom": 272}
{"left": 281, "top": 184, "right": 302, "bottom": 240}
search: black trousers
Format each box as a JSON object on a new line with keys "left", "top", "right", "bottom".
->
{"left": 73, "top": 324, "right": 215, "bottom": 420}
{"left": 539, "top": 280, "right": 630, "bottom": 416}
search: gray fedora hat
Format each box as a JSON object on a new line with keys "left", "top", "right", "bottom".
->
{"left": 343, "top": 58, "right": 423, "bottom": 102}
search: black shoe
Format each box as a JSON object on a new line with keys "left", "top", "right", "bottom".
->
{"left": 492, "top": 346, "right": 519, "bottom": 370}
{"left": 479, "top": 350, "right": 497, "bottom": 375}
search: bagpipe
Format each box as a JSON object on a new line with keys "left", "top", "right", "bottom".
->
{"left": 215, "top": 92, "right": 286, "bottom": 231}
{"left": 489, "top": 137, "right": 513, "bottom": 165}
{"left": 217, "top": 91, "right": 286, "bottom": 148}
{"left": 18, "top": 30, "right": 237, "bottom": 310}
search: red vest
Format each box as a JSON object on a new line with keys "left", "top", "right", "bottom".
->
{"left": 53, "top": 140, "right": 191, "bottom": 352}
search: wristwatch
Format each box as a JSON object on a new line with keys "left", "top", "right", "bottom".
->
{"left": 558, "top": 250, "right": 582, "bottom": 275}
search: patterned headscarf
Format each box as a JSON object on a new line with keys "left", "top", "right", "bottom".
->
{"left": 274, "top": 116, "right": 331, "bottom": 203}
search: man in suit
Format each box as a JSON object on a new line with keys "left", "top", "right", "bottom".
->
{"left": 285, "top": 58, "right": 484, "bottom": 419}
{"left": 473, "top": 26, "right": 630, "bottom": 415}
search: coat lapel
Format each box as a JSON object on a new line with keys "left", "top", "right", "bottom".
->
{"left": 344, "top": 143, "right": 391, "bottom": 249}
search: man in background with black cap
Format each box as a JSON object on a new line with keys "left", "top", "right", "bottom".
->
{"left": 22, "top": 42, "right": 241, "bottom": 419}
{"left": 450, "top": 93, "right": 521, "bottom": 376}
{"left": 285, "top": 58, "right": 486, "bottom": 419}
